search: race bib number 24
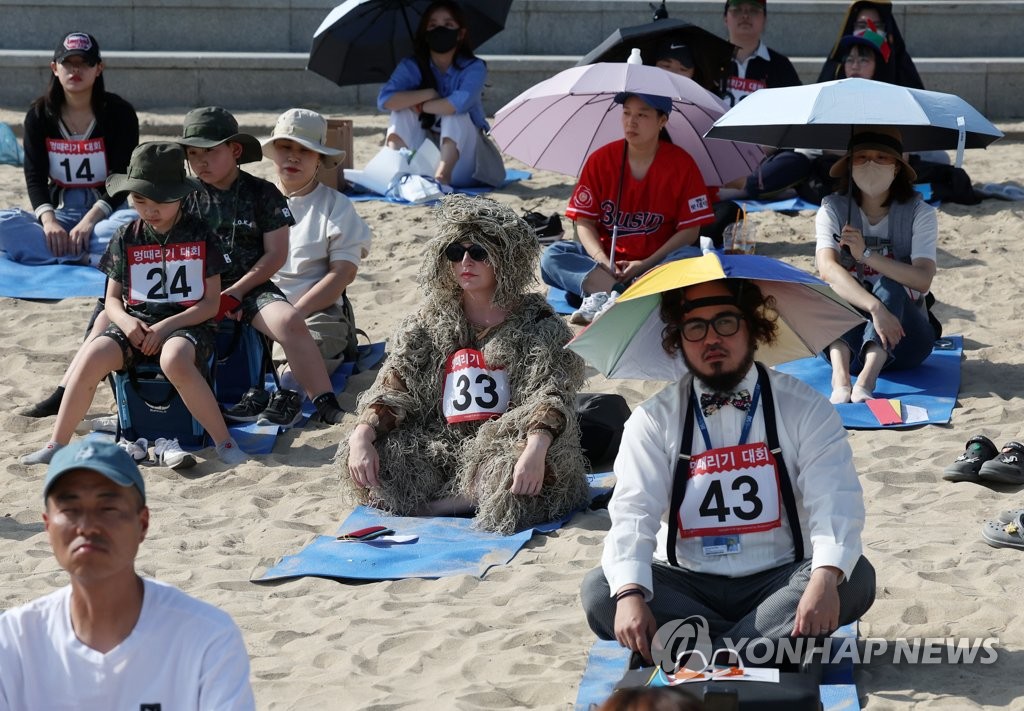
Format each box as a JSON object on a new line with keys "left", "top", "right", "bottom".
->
{"left": 126, "top": 242, "right": 206, "bottom": 307}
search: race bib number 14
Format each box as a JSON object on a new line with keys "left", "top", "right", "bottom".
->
{"left": 442, "top": 348, "right": 510, "bottom": 424}
{"left": 46, "top": 137, "right": 107, "bottom": 188}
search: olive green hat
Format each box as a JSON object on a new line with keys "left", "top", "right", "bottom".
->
{"left": 106, "top": 142, "right": 202, "bottom": 203}
{"left": 178, "top": 106, "right": 263, "bottom": 164}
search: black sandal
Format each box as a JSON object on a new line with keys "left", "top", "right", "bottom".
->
{"left": 942, "top": 434, "right": 998, "bottom": 482}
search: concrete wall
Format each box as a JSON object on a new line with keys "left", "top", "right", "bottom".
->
{"left": 1, "top": 1, "right": 1023, "bottom": 116}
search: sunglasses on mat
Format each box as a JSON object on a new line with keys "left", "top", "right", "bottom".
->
{"left": 444, "top": 243, "right": 489, "bottom": 262}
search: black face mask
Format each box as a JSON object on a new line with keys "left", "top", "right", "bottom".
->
{"left": 425, "top": 26, "right": 460, "bottom": 54}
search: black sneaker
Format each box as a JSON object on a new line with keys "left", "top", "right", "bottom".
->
{"left": 223, "top": 387, "right": 271, "bottom": 423}
{"left": 257, "top": 389, "right": 303, "bottom": 428}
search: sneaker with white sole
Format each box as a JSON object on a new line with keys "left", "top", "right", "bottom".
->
{"left": 569, "top": 291, "right": 610, "bottom": 326}
{"left": 154, "top": 437, "right": 196, "bottom": 470}
{"left": 256, "top": 389, "right": 303, "bottom": 428}
{"left": 593, "top": 290, "right": 619, "bottom": 321}
{"left": 90, "top": 415, "right": 119, "bottom": 433}
{"left": 117, "top": 437, "right": 149, "bottom": 463}
{"left": 223, "top": 387, "right": 271, "bottom": 423}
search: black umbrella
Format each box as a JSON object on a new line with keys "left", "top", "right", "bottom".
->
{"left": 576, "top": 18, "right": 736, "bottom": 96}
{"left": 308, "top": 0, "right": 513, "bottom": 87}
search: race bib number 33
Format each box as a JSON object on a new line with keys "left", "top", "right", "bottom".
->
{"left": 126, "top": 242, "right": 205, "bottom": 306}
{"left": 442, "top": 348, "right": 510, "bottom": 424}
{"left": 679, "top": 442, "right": 782, "bottom": 538}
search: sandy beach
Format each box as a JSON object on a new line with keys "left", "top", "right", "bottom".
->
{"left": 2, "top": 108, "right": 1024, "bottom": 709}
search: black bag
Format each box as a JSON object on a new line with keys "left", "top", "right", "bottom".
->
{"left": 909, "top": 157, "right": 982, "bottom": 205}
{"left": 613, "top": 668, "right": 822, "bottom": 711}
{"left": 576, "top": 393, "right": 631, "bottom": 467}
{"left": 113, "top": 364, "right": 207, "bottom": 448}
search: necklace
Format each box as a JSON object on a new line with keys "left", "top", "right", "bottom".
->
{"left": 61, "top": 109, "right": 94, "bottom": 137}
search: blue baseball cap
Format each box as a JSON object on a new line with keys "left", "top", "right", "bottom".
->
{"left": 44, "top": 440, "right": 146, "bottom": 504}
{"left": 613, "top": 92, "right": 673, "bottom": 115}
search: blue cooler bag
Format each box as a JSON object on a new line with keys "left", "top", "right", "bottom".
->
{"left": 114, "top": 364, "right": 207, "bottom": 448}
{"left": 214, "top": 320, "right": 266, "bottom": 406}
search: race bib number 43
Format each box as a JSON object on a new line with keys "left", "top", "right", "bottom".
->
{"left": 126, "top": 242, "right": 205, "bottom": 306}
{"left": 442, "top": 348, "right": 510, "bottom": 424}
{"left": 46, "top": 137, "right": 107, "bottom": 188}
{"left": 679, "top": 442, "right": 782, "bottom": 537}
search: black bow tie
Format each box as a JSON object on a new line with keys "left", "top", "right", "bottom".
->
{"left": 700, "top": 390, "right": 752, "bottom": 417}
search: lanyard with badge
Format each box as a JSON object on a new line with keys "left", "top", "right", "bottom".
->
{"left": 667, "top": 363, "right": 805, "bottom": 566}
{"left": 682, "top": 381, "right": 783, "bottom": 557}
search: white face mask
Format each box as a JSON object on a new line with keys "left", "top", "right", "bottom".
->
{"left": 851, "top": 161, "right": 897, "bottom": 197}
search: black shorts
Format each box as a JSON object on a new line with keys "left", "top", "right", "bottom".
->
{"left": 237, "top": 281, "right": 289, "bottom": 324}
{"left": 102, "top": 322, "right": 215, "bottom": 374}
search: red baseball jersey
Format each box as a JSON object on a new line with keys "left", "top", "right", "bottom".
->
{"left": 566, "top": 139, "right": 714, "bottom": 263}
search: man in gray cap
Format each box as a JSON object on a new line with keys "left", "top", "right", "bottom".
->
{"left": 0, "top": 439, "right": 255, "bottom": 710}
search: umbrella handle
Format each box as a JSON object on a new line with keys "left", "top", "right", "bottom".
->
{"left": 609, "top": 224, "right": 619, "bottom": 272}
{"left": 955, "top": 115, "right": 966, "bottom": 169}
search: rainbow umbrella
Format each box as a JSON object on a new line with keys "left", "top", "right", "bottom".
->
{"left": 567, "top": 253, "right": 864, "bottom": 381}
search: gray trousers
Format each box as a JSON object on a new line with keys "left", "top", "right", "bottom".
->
{"left": 580, "top": 557, "right": 875, "bottom": 659}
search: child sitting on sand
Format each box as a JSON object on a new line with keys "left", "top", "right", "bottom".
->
{"left": 260, "top": 108, "right": 372, "bottom": 387}
{"left": 177, "top": 107, "right": 347, "bottom": 427}
{"left": 21, "top": 142, "right": 246, "bottom": 466}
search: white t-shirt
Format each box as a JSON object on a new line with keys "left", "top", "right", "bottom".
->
{"left": 272, "top": 182, "right": 373, "bottom": 308}
{"left": 0, "top": 578, "right": 255, "bottom": 711}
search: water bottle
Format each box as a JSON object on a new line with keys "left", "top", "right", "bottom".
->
{"left": 627, "top": 48, "right": 643, "bottom": 65}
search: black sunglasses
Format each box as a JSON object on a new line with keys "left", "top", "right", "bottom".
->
{"left": 681, "top": 312, "right": 745, "bottom": 342}
{"left": 444, "top": 243, "right": 489, "bottom": 262}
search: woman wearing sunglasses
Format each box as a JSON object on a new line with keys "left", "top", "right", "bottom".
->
{"left": 341, "top": 194, "right": 590, "bottom": 534}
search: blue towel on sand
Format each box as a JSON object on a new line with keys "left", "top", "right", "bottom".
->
{"left": 547, "top": 287, "right": 574, "bottom": 315}
{"left": 254, "top": 472, "right": 614, "bottom": 583}
{"left": 229, "top": 341, "right": 387, "bottom": 454}
{"left": 0, "top": 255, "right": 105, "bottom": 299}
{"left": 346, "top": 169, "right": 530, "bottom": 205}
{"left": 575, "top": 623, "right": 860, "bottom": 710}
{"left": 775, "top": 336, "right": 961, "bottom": 429}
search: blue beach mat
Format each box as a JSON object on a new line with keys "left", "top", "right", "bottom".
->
{"left": 0, "top": 255, "right": 105, "bottom": 299}
{"left": 254, "top": 472, "right": 613, "bottom": 583}
{"left": 547, "top": 287, "right": 575, "bottom": 315}
{"left": 574, "top": 623, "right": 860, "bottom": 710}
{"left": 775, "top": 336, "right": 961, "bottom": 429}
{"left": 228, "top": 341, "right": 387, "bottom": 454}
{"left": 345, "top": 169, "right": 531, "bottom": 205}
{"left": 738, "top": 196, "right": 820, "bottom": 213}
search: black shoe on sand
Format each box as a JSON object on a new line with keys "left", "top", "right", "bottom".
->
{"left": 942, "top": 435, "right": 998, "bottom": 482}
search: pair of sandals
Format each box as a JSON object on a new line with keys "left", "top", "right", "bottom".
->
{"left": 942, "top": 435, "right": 1024, "bottom": 485}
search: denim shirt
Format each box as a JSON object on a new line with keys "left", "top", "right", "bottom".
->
{"left": 377, "top": 55, "right": 488, "bottom": 131}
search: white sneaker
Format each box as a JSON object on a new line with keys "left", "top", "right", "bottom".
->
{"left": 117, "top": 437, "right": 149, "bottom": 463}
{"left": 90, "top": 415, "right": 119, "bottom": 433}
{"left": 593, "top": 290, "right": 619, "bottom": 321}
{"left": 569, "top": 291, "right": 610, "bottom": 326}
{"left": 154, "top": 437, "right": 196, "bottom": 470}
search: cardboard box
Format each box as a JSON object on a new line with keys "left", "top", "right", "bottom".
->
{"left": 317, "top": 118, "right": 354, "bottom": 190}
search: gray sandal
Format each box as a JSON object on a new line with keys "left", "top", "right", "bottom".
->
{"left": 981, "top": 513, "right": 1024, "bottom": 550}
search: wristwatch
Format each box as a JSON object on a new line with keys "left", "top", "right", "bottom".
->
{"left": 860, "top": 247, "right": 874, "bottom": 262}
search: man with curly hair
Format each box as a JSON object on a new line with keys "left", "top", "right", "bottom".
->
{"left": 341, "top": 194, "right": 590, "bottom": 534}
{"left": 580, "top": 278, "right": 875, "bottom": 665}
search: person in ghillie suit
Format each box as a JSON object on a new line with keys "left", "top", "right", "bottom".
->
{"left": 342, "top": 194, "right": 590, "bottom": 533}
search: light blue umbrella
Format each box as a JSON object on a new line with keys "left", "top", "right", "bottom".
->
{"left": 705, "top": 78, "right": 1002, "bottom": 166}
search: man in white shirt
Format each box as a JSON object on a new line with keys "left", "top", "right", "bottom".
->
{"left": 0, "top": 440, "right": 255, "bottom": 710}
{"left": 580, "top": 278, "right": 875, "bottom": 666}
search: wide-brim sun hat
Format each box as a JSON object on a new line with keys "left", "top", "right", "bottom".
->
{"left": 829, "top": 125, "right": 917, "bottom": 182}
{"left": 106, "top": 141, "right": 202, "bottom": 203}
{"left": 178, "top": 106, "right": 263, "bottom": 164}
{"left": 261, "top": 108, "right": 345, "bottom": 169}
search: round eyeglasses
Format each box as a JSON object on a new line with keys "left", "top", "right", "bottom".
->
{"left": 681, "top": 313, "right": 745, "bottom": 342}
